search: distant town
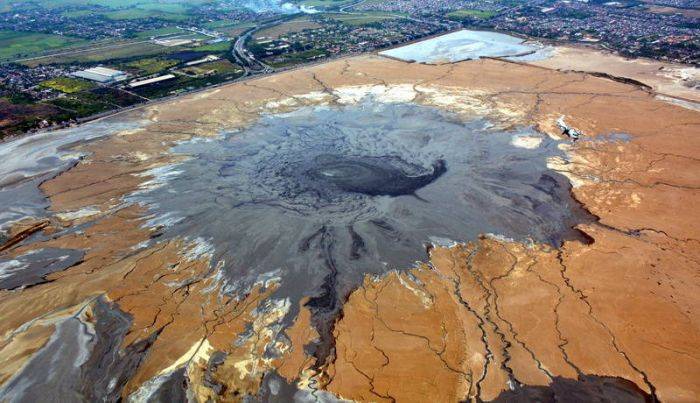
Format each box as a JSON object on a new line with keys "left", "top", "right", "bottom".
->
{"left": 0, "top": 0, "right": 697, "bottom": 138}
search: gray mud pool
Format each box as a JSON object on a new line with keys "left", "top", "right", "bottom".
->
{"left": 132, "top": 101, "right": 591, "bottom": 330}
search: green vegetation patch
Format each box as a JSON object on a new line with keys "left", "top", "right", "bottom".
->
{"left": 4, "top": 91, "right": 35, "bottom": 105}
{"left": 204, "top": 20, "right": 256, "bottom": 35}
{"left": 0, "top": 98, "right": 68, "bottom": 139}
{"left": 102, "top": 8, "right": 188, "bottom": 22}
{"left": 267, "top": 48, "right": 327, "bottom": 68}
{"left": 89, "top": 87, "right": 143, "bottom": 107}
{"left": 20, "top": 0, "right": 209, "bottom": 10}
{"left": 62, "top": 9, "right": 94, "bottom": 18}
{"left": 325, "top": 12, "right": 401, "bottom": 26}
{"left": 0, "top": 30, "right": 86, "bottom": 61}
{"left": 135, "top": 27, "right": 185, "bottom": 39}
{"left": 49, "top": 95, "right": 114, "bottom": 116}
{"left": 0, "top": 85, "right": 146, "bottom": 138}
{"left": 254, "top": 17, "right": 321, "bottom": 40}
{"left": 136, "top": 3, "right": 190, "bottom": 13}
{"left": 191, "top": 41, "right": 232, "bottom": 52}
{"left": 177, "top": 59, "right": 242, "bottom": 77}
{"left": 125, "top": 57, "right": 180, "bottom": 74}
{"left": 447, "top": 9, "right": 498, "bottom": 20}
{"left": 22, "top": 41, "right": 178, "bottom": 66}
{"left": 84, "top": 0, "right": 211, "bottom": 8}
{"left": 199, "top": 60, "right": 243, "bottom": 74}
{"left": 39, "top": 77, "right": 96, "bottom": 93}
{"left": 133, "top": 60, "right": 243, "bottom": 98}
{"left": 294, "top": 0, "right": 354, "bottom": 9}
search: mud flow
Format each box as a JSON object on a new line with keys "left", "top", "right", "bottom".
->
{"left": 130, "top": 101, "right": 592, "bottom": 347}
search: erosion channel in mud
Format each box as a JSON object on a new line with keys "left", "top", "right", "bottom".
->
{"left": 134, "top": 101, "right": 592, "bottom": 358}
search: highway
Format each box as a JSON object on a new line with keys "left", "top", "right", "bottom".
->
{"left": 232, "top": 17, "right": 290, "bottom": 76}
{"left": 231, "top": 0, "right": 368, "bottom": 77}
{"left": 232, "top": 27, "right": 272, "bottom": 75}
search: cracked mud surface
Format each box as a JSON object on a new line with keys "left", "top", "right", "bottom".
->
{"left": 128, "top": 101, "right": 590, "bottom": 356}
{"left": 530, "top": 45, "right": 700, "bottom": 104}
{"left": 0, "top": 54, "right": 698, "bottom": 402}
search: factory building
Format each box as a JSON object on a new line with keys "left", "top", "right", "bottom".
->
{"left": 72, "top": 67, "right": 128, "bottom": 84}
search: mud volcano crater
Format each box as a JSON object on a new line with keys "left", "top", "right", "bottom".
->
{"left": 136, "top": 100, "right": 592, "bottom": 333}
{"left": 295, "top": 154, "right": 446, "bottom": 197}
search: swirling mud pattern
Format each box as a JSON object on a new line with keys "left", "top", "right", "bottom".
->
{"left": 132, "top": 101, "right": 591, "bottom": 353}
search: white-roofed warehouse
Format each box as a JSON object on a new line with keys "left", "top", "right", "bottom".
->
{"left": 72, "top": 67, "right": 128, "bottom": 83}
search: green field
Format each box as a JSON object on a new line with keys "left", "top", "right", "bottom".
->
{"left": 0, "top": 85, "right": 144, "bottom": 138}
{"left": 195, "top": 43, "right": 231, "bottom": 53}
{"left": 325, "top": 12, "right": 402, "bottom": 26}
{"left": 49, "top": 96, "right": 113, "bottom": 116}
{"left": 204, "top": 21, "right": 256, "bottom": 37}
{"left": 136, "top": 3, "right": 190, "bottom": 13}
{"left": 446, "top": 9, "right": 498, "bottom": 19}
{"left": 61, "top": 9, "right": 94, "bottom": 18}
{"left": 131, "top": 65, "right": 244, "bottom": 98}
{"left": 22, "top": 41, "right": 181, "bottom": 67}
{"left": 254, "top": 16, "right": 321, "bottom": 40}
{"left": 135, "top": 27, "right": 185, "bottom": 39}
{"left": 3, "top": 0, "right": 212, "bottom": 10}
{"left": 0, "top": 31, "right": 86, "bottom": 60}
{"left": 177, "top": 59, "right": 242, "bottom": 77}
{"left": 293, "top": 0, "right": 355, "bottom": 8}
{"left": 102, "top": 8, "right": 189, "bottom": 21}
{"left": 5, "top": 0, "right": 213, "bottom": 22}
{"left": 125, "top": 57, "right": 180, "bottom": 74}
{"left": 199, "top": 60, "right": 243, "bottom": 74}
{"left": 267, "top": 48, "right": 327, "bottom": 68}
{"left": 189, "top": 40, "right": 232, "bottom": 53}
{"left": 39, "top": 77, "right": 96, "bottom": 93}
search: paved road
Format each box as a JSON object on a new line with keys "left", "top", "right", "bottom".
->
{"left": 232, "top": 17, "right": 289, "bottom": 76}
{"left": 231, "top": 0, "right": 369, "bottom": 77}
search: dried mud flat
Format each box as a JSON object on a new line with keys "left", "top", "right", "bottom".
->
{"left": 531, "top": 45, "right": 700, "bottom": 104}
{"left": 0, "top": 54, "right": 699, "bottom": 402}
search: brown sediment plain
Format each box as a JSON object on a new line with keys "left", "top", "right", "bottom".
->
{"left": 530, "top": 45, "right": 700, "bottom": 104}
{"left": 0, "top": 54, "right": 699, "bottom": 402}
